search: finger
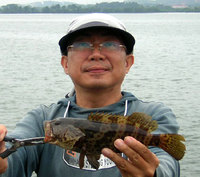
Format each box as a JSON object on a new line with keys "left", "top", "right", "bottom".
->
{"left": 0, "top": 141, "right": 8, "bottom": 173}
{"left": 102, "top": 147, "right": 145, "bottom": 177}
{"left": 124, "top": 136, "right": 159, "bottom": 165}
{"left": 114, "top": 139, "right": 145, "bottom": 167}
{"left": 0, "top": 125, "right": 8, "bottom": 173}
{"left": 102, "top": 148, "right": 136, "bottom": 173}
{"left": 115, "top": 138, "right": 159, "bottom": 176}
{"left": 0, "top": 125, "right": 7, "bottom": 141}
{"left": 0, "top": 141, "right": 6, "bottom": 153}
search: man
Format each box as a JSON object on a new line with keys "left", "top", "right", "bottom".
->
{"left": 0, "top": 13, "right": 180, "bottom": 177}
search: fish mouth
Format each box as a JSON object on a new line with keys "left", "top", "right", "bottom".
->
{"left": 44, "top": 121, "right": 55, "bottom": 143}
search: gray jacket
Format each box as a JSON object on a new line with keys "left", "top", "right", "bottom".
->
{"left": 1, "top": 92, "right": 180, "bottom": 177}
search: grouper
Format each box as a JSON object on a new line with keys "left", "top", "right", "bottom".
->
{"left": 44, "top": 112, "right": 186, "bottom": 169}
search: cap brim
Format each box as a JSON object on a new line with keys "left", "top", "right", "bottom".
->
{"left": 59, "top": 26, "right": 135, "bottom": 55}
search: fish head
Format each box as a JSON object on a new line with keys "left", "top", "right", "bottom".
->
{"left": 44, "top": 118, "right": 85, "bottom": 150}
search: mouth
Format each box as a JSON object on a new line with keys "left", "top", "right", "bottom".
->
{"left": 84, "top": 66, "right": 110, "bottom": 73}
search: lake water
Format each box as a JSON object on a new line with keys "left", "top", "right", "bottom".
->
{"left": 0, "top": 13, "right": 199, "bottom": 176}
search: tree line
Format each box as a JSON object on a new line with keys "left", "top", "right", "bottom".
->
{"left": 0, "top": 2, "right": 200, "bottom": 13}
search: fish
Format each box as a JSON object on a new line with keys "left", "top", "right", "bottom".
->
{"left": 44, "top": 112, "right": 186, "bottom": 169}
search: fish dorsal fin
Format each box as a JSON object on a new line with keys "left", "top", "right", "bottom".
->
{"left": 88, "top": 112, "right": 158, "bottom": 133}
{"left": 88, "top": 112, "right": 123, "bottom": 124}
{"left": 127, "top": 112, "right": 158, "bottom": 133}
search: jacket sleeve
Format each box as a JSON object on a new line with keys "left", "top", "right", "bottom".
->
{"left": 150, "top": 147, "right": 180, "bottom": 177}
{"left": 148, "top": 102, "right": 181, "bottom": 177}
{"left": 131, "top": 100, "right": 182, "bottom": 177}
{"left": 0, "top": 105, "right": 47, "bottom": 177}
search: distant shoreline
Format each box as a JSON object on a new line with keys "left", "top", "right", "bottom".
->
{"left": 0, "top": 2, "right": 200, "bottom": 13}
{"left": 0, "top": 12, "right": 200, "bottom": 14}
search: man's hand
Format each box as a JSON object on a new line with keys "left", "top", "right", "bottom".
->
{"left": 102, "top": 136, "right": 159, "bottom": 177}
{"left": 0, "top": 125, "right": 8, "bottom": 174}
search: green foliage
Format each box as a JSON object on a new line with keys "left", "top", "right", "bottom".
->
{"left": 0, "top": 2, "right": 199, "bottom": 13}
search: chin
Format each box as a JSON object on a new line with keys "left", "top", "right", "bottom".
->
{"left": 82, "top": 82, "right": 112, "bottom": 90}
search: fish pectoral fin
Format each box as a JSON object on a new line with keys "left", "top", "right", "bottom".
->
{"left": 79, "top": 146, "right": 86, "bottom": 169}
{"left": 86, "top": 154, "right": 100, "bottom": 170}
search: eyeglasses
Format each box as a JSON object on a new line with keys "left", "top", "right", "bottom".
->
{"left": 67, "top": 41, "right": 126, "bottom": 54}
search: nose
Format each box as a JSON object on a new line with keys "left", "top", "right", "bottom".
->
{"left": 88, "top": 45, "right": 105, "bottom": 61}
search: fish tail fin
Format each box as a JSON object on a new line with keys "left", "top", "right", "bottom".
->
{"left": 154, "top": 134, "right": 186, "bottom": 160}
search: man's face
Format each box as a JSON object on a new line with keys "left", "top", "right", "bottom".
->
{"left": 61, "top": 29, "right": 134, "bottom": 91}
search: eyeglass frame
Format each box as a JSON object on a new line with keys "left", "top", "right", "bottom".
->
{"left": 66, "top": 41, "right": 127, "bottom": 55}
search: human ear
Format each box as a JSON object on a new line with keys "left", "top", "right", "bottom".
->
{"left": 125, "top": 55, "right": 134, "bottom": 73}
{"left": 61, "top": 55, "right": 69, "bottom": 75}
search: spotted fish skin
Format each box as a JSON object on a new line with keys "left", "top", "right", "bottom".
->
{"left": 44, "top": 112, "right": 186, "bottom": 169}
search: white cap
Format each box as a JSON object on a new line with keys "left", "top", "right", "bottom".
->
{"left": 59, "top": 13, "right": 135, "bottom": 55}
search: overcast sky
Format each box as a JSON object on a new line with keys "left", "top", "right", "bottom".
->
{"left": 0, "top": 0, "right": 124, "bottom": 6}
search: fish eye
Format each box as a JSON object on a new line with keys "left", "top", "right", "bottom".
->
{"left": 54, "top": 121, "right": 61, "bottom": 126}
